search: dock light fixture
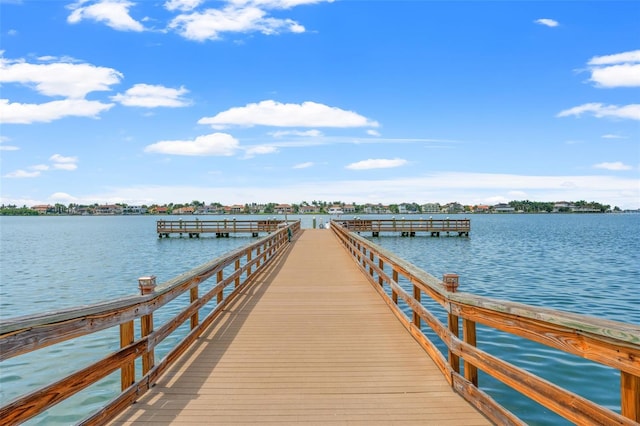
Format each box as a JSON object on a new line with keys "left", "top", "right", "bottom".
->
{"left": 139, "top": 275, "right": 157, "bottom": 295}
{"left": 443, "top": 273, "right": 459, "bottom": 292}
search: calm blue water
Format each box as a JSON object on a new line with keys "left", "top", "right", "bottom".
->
{"left": 0, "top": 214, "right": 638, "bottom": 425}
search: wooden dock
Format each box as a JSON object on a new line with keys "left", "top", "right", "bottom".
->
{"left": 109, "top": 229, "right": 490, "bottom": 425}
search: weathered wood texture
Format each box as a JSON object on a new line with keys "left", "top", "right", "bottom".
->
{"left": 331, "top": 220, "right": 640, "bottom": 425}
{"left": 108, "top": 229, "right": 491, "bottom": 425}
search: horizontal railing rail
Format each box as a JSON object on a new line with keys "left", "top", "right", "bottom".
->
{"left": 0, "top": 221, "right": 301, "bottom": 425}
{"left": 330, "top": 220, "right": 640, "bottom": 425}
{"left": 338, "top": 218, "right": 470, "bottom": 236}
{"left": 156, "top": 219, "right": 286, "bottom": 236}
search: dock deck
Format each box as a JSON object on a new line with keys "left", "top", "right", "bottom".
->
{"left": 110, "top": 229, "right": 490, "bottom": 425}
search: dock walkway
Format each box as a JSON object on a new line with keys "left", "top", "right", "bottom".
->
{"left": 110, "top": 229, "right": 489, "bottom": 425}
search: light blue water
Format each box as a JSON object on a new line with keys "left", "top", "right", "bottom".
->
{"left": 0, "top": 214, "right": 638, "bottom": 425}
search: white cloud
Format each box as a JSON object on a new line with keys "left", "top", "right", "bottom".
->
{"left": 534, "top": 18, "right": 559, "bottom": 27}
{"left": 32, "top": 164, "right": 50, "bottom": 171}
{"left": 67, "top": 0, "right": 145, "bottom": 32}
{"left": 586, "top": 50, "right": 640, "bottom": 88}
{"left": 0, "top": 56, "right": 123, "bottom": 98}
{"left": 346, "top": 158, "right": 408, "bottom": 170}
{"left": 588, "top": 50, "right": 640, "bottom": 66}
{"left": 199, "top": 100, "right": 379, "bottom": 129}
{"left": 49, "top": 192, "right": 78, "bottom": 202}
{"left": 602, "top": 134, "right": 626, "bottom": 139}
{"left": 0, "top": 98, "right": 114, "bottom": 124}
{"left": 50, "top": 154, "right": 79, "bottom": 171}
{"left": 164, "top": 0, "right": 204, "bottom": 12}
{"left": 111, "top": 84, "right": 191, "bottom": 107}
{"left": 243, "top": 145, "right": 278, "bottom": 158}
{"left": 293, "top": 161, "right": 314, "bottom": 169}
{"left": 228, "top": 0, "right": 334, "bottom": 8}
{"left": 367, "top": 129, "right": 381, "bottom": 137}
{"left": 168, "top": 5, "right": 304, "bottom": 41}
{"left": 144, "top": 132, "right": 240, "bottom": 156}
{"left": 3, "top": 169, "right": 41, "bottom": 178}
{"left": 557, "top": 103, "right": 640, "bottom": 121}
{"left": 269, "top": 129, "right": 323, "bottom": 138}
{"left": 589, "top": 64, "right": 640, "bottom": 88}
{"left": 593, "top": 162, "right": 632, "bottom": 171}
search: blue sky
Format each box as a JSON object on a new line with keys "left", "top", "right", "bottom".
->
{"left": 1, "top": 0, "right": 639, "bottom": 209}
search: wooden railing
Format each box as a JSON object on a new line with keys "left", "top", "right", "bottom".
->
{"left": 156, "top": 219, "right": 286, "bottom": 237}
{"left": 0, "top": 222, "right": 300, "bottom": 425}
{"left": 331, "top": 220, "right": 640, "bottom": 425}
{"left": 338, "top": 218, "right": 470, "bottom": 236}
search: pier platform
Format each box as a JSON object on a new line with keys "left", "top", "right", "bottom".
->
{"left": 109, "top": 229, "right": 489, "bottom": 425}
{"left": 156, "top": 219, "right": 287, "bottom": 238}
{"left": 339, "top": 218, "right": 470, "bottom": 237}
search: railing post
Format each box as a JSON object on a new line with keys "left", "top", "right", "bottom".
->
{"left": 235, "top": 259, "right": 241, "bottom": 288}
{"left": 413, "top": 284, "right": 421, "bottom": 329}
{"left": 120, "top": 321, "right": 135, "bottom": 391}
{"left": 217, "top": 270, "right": 224, "bottom": 304}
{"left": 444, "top": 273, "right": 460, "bottom": 374}
{"left": 378, "top": 258, "right": 384, "bottom": 286}
{"left": 392, "top": 270, "right": 399, "bottom": 304}
{"left": 247, "top": 250, "right": 253, "bottom": 277}
{"left": 622, "top": 372, "right": 640, "bottom": 422}
{"left": 138, "top": 276, "right": 156, "bottom": 377}
{"left": 463, "top": 318, "right": 478, "bottom": 386}
{"left": 140, "top": 313, "right": 154, "bottom": 375}
{"left": 190, "top": 285, "right": 199, "bottom": 330}
{"left": 369, "top": 251, "right": 374, "bottom": 277}
{"left": 257, "top": 246, "right": 262, "bottom": 268}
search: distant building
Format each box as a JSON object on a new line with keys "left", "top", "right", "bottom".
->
{"left": 275, "top": 204, "right": 293, "bottom": 214}
{"left": 421, "top": 203, "right": 441, "bottom": 214}
{"left": 343, "top": 204, "right": 356, "bottom": 214}
{"left": 299, "top": 205, "right": 320, "bottom": 214}
{"left": 493, "top": 203, "right": 515, "bottom": 213}
{"left": 172, "top": 206, "right": 195, "bottom": 215}
{"left": 95, "top": 204, "right": 122, "bottom": 215}
{"left": 122, "top": 205, "right": 147, "bottom": 215}
{"left": 31, "top": 205, "right": 53, "bottom": 214}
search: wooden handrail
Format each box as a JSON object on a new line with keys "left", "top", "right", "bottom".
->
{"left": 330, "top": 220, "right": 640, "bottom": 425}
{"left": 0, "top": 222, "right": 300, "bottom": 425}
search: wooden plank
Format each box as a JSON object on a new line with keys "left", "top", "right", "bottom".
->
{"left": 109, "top": 229, "right": 490, "bottom": 425}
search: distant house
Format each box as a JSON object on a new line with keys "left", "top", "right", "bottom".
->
{"left": 363, "top": 204, "right": 391, "bottom": 214}
{"left": 421, "top": 203, "right": 440, "bottom": 214}
{"left": 122, "top": 205, "right": 147, "bottom": 215}
{"left": 474, "top": 205, "right": 490, "bottom": 213}
{"left": 299, "top": 205, "right": 320, "bottom": 214}
{"left": 275, "top": 204, "right": 293, "bottom": 214}
{"left": 153, "top": 206, "right": 169, "bottom": 215}
{"left": 493, "top": 203, "right": 515, "bottom": 213}
{"left": 31, "top": 205, "right": 53, "bottom": 214}
{"left": 95, "top": 204, "right": 122, "bottom": 215}
{"left": 173, "top": 206, "right": 195, "bottom": 215}
{"left": 343, "top": 204, "right": 356, "bottom": 214}
{"left": 444, "top": 202, "right": 464, "bottom": 214}
{"left": 553, "top": 202, "right": 574, "bottom": 212}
